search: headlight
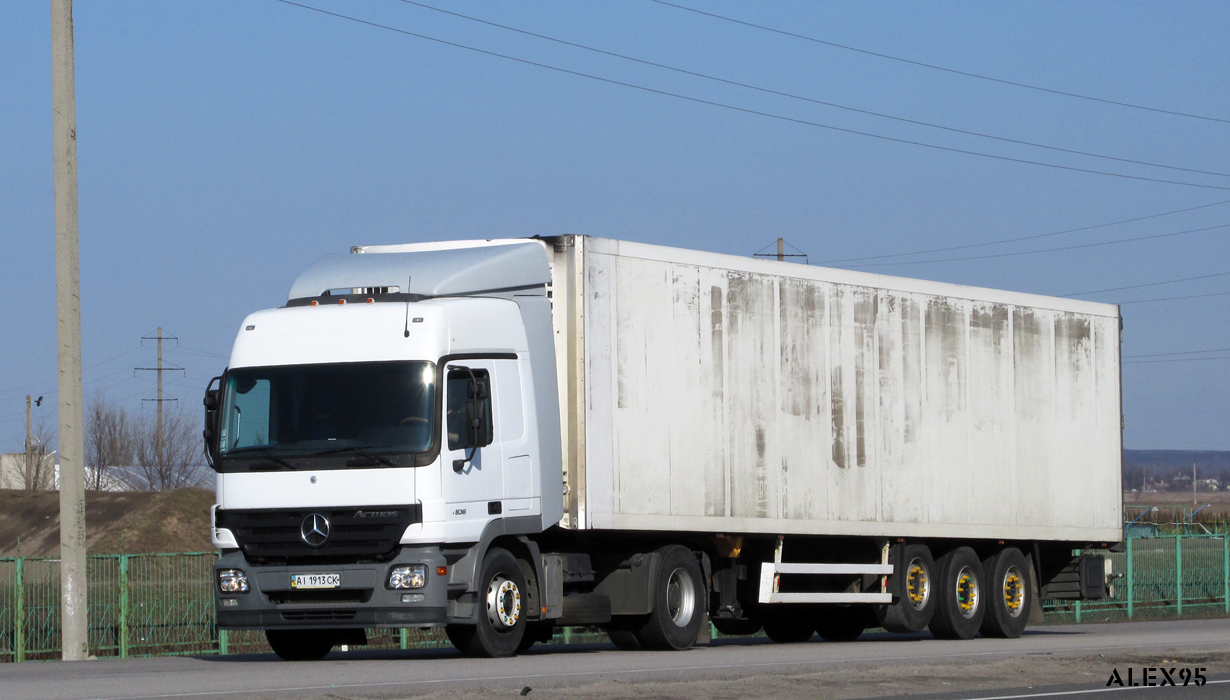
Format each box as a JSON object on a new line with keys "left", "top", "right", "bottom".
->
{"left": 388, "top": 564, "right": 427, "bottom": 589}
{"left": 218, "top": 569, "right": 249, "bottom": 593}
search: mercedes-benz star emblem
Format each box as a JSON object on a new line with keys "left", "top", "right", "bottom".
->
{"left": 300, "top": 513, "right": 330, "bottom": 547}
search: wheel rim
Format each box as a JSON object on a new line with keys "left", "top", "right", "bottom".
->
{"left": 1002, "top": 565, "right": 1025, "bottom": 618}
{"left": 954, "top": 565, "right": 980, "bottom": 619}
{"left": 905, "top": 557, "right": 931, "bottom": 611}
{"left": 665, "top": 567, "right": 696, "bottom": 628}
{"left": 487, "top": 575, "right": 522, "bottom": 630}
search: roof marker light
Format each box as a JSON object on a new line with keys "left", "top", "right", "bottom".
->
{"left": 338, "top": 299, "right": 346, "bottom": 305}
{"left": 310, "top": 300, "right": 318, "bottom": 306}
{"left": 366, "top": 298, "right": 374, "bottom": 304}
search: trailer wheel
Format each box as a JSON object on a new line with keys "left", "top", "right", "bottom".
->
{"left": 635, "top": 545, "right": 705, "bottom": 650}
{"left": 711, "top": 618, "right": 761, "bottom": 636}
{"left": 815, "top": 606, "right": 872, "bottom": 642}
{"left": 762, "top": 613, "right": 815, "bottom": 643}
{"left": 445, "top": 547, "right": 528, "bottom": 657}
{"left": 265, "top": 629, "right": 335, "bottom": 661}
{"left": 876, "top": 544, "right": 937, "bottom": 633}
{"left": 927, "top": 547, "right": 985, "bottom": 640}
{"left": 979, "top": 548, "right": 1032, "bottom": 638}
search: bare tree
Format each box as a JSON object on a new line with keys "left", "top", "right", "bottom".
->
{"left": 85, "top": 391, "right": 135, "bottom": 490}
{"left": 133, "top": 406, "right": 209, "bottom": 491}
{"left": 22, "top": 413, "right": 56, "bottom": 490}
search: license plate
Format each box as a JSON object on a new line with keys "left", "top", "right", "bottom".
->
{"left": 291, "top": 573, "right": 341, "bottom": 589}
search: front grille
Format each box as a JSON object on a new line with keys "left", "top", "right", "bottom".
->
{"left": 282, "top": 610, "right": 357, "bottom": 621}
{"left": 267, "top": 589, "right": 372, "bottom": 605}
{"left": 216, "top": 505, "right": 421, "bottom": 559}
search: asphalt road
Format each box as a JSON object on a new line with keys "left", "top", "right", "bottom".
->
{"left": 4, "top": 618, "right": 1229, "bottom": 700}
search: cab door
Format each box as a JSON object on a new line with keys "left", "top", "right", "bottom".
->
{"left": 442, "top": 360, "right": 504, "bottom": 540}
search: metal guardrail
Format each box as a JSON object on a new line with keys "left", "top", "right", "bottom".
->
{"left": 3, "top": 535, "right": 1229, "bottom": 661}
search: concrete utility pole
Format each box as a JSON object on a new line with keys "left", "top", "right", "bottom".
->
{"left": 137, "top": 328, "right": 181, "bottom": 467}
{"left": 25, "top": 395, "right": 43, "bottom": 489}
{"left": 51, "top": 0, "right": 88, "bottom": 661}
{"left": 777, "top": 237, "right": 784, "bottom": 262}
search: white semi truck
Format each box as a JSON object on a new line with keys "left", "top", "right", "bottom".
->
{"left": 206, "top": 236, "right": 1122, "bottom": 660}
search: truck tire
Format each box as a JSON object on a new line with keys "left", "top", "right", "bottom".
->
{"left": 815, "top": 606, "right": 872, "bottom": 642}
{"left": 979, "top": 548, "right": 1032, "bottom": 638}
{"left": 927, "top": 547, "right": 986, "bottom": 640}
{"left": 606, "top": 617, "right": 645, "bottom": 650}
{"left": 265, "top": 629, "right": 335, "bottom": 661}
{"left": 762, "top": 613, "right": 815, "bottom": 643}
{"left": 876, "top": 543, "right": 937, "bottom": 633}
{"left": 517, "top": 621, "right": 555, "bottom": 653}
{"left": 445, "top": 547, "right": 528, "bottom": 657}
{"left": 634, "top": 545, "right": 705, "bottom": 650}
{"left": 711, "top": 618, "right": 761, "bottom": 636}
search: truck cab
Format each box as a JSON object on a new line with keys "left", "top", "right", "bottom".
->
{"left": 208, "top": 240, "right": 567, "bottom": 658}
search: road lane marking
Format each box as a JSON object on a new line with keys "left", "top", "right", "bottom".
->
{"left": 959, "top": 679, "right": 1230, "bottom": 700}
{"left": 73, "top": 638, "right": 1230, "bottom": 700}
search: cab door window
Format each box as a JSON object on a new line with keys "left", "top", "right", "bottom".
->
{"left": 446, "top": 368, "right": 493, "bottom": 451}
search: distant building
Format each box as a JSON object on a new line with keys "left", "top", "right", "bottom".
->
{"left": 0, "top": 452, "right": 145, "bottom": 492}
{"left": 0, "top": 452, "right": 55, "bottom": 489}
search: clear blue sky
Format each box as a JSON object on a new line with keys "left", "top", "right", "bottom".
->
{"left": 2, "top": 1, "right": 1229, "bottom": 453}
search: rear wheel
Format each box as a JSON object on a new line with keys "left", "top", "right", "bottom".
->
{"left": 635, "top": 545, "right": 705, "bottom": 650}
{"left": 876, "top": 544, "right": 937, "bottom": 633}
{"left": 711, "top": 618, "right": 762, "bottom": 636}
{"left": 979, "top": 548, "right": 1032, "bottom": 638}
{"left": 265, "top": 629, "right": 335, "bottom": 661}
{"left": 927, "top": 547, "right": 985, "bottom": 640}
{"left": 762, "top": 613, "right": 815, "bottom": 643}
{"left": 815, "top": 606, "right": 871, "bottom": 642}
{"left": 445, "top": 547, "right": 528, "bottom": 657}
{"left": 606, "top": 617, "right": 645, "bottom": 650}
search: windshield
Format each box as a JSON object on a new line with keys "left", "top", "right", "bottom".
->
{"left": 218, "top": 361, "right": 436, "bottom": 458}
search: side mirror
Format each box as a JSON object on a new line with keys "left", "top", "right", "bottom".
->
{"left": 202, "top": 375, "right": 222, "bottom": 466}
{"left": 452, "top": 374, "right": 490, "bottom": 473}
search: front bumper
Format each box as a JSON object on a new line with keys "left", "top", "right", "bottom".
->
{"left": 214, "top": 547, "right": 449, "bottom": 630}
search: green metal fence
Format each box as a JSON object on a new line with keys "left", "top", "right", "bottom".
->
{"left": 3, "top": 536, "right": 1229, "bottom": 662}
{"left": 1045, "top": 534, "right": 1230, "bottom": 623}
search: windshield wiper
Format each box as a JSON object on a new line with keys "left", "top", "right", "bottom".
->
{"left": 308, "top": 445, "right": 398, "bottom": 467}
{"left": 227, "top": 446, "right": 297, "bottom": 470}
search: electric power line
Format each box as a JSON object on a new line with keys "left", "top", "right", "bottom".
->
{"left": 1124, "top": 356, "right": 1230, "bottom": 364}
{"left": 844, "top": 222, "right": 1230, "bottom": 268}
{"left": 1064, "top": 271, "right": 1230, "bottom": 297}
{"left": 648, "top": 0, "right": 1230, "bottom": 126}
{"left": 274, "top": 0, "right": 1230, "bottom": 193}
{"left": 1125, "top": 347, "right": 1230, "bottom": 359}
{"left": 1119, "top": 290, "right": 1230, "bottom": 305}
{"left": 397, "top": 0, "right": 1230, "bottom": 179}
{"left": 816, "top": 199, "right": 1230, "bottom": 265}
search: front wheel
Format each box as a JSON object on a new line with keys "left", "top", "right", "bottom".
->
{"left": 265, "top": 629, "right": 335, "bottom": 661}
{"left": 446, "top": 547, "right": 528, "bottom": 657}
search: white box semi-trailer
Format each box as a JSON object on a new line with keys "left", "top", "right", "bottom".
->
{"left": 207, "top": 235, "right": 1122, "bottom": 660}
{"left": 550, "top": 236, "right": 1122, "bottom": 542}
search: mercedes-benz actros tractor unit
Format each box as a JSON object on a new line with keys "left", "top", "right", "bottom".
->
{"left": 206, "top": 236, "right": 1122, "bottom": 660}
